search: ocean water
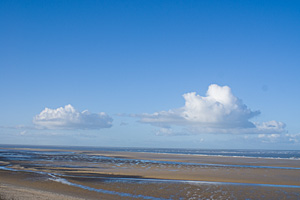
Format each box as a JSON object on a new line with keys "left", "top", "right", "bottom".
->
{"left": 0, "top": 144, "right": 300, "bottom": 160}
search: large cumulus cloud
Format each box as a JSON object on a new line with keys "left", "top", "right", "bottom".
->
{"left": 33, "top": 104, "right": 113, "bottom": 130}
{"left": 137, "top": 84, "right": 286, "bottom": 134}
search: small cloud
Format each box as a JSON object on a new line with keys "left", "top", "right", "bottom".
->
{"left": 0, "top": 125, "right": 42, "bottom": 130}
{"left": 154, "top": 127, "right": 190, "bottom": 136}
{"left": 155, "top": 128, "right": 175, "bottom": 136}
{"left": 258, "top": 134, "right": 280, "bottom": 139}
{"left": 254, "top": 121, "right": 286, "bottom": 134}
{"left": 33, "top": 104, "right": 113, "bottom": 130}
{"left": 258, "top": 133, "right": 300, "bottom": 143}
{"left": 286, "top": 133, "right": 300, "bottom": 143}
{"left": 135, "top": 84, "right": 286, "bottom": 135}
{"left": 19, "top": 130, "right": 27, "bottom": 135}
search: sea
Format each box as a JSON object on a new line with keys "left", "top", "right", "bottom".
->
{"left": 0, "top": 144, "right": 300, "bottom": 160}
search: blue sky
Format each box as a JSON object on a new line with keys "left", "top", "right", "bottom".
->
{"left": 0, "top": 0, "right": 300, "bottom": 149}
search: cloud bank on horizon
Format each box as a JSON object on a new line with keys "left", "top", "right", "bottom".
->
{"left": 137, "top": 84, "right": 286, "bottom": 135}
{"left": 33, "top": 104, "right": 112, "bottom": 130}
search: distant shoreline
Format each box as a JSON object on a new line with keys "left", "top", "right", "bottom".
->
{"left": 1, "top": 144, "right": 300, "bottom": 160}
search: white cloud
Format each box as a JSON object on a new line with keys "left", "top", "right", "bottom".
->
{"left": 136, "top": 84, "right": 286, "bottom": 134}
{"left": 154, "top": 127, "right": 188, "bottom": 136}
{"left": 0, "top": 125, "right": 42, "bottom": 130}
{"left": 286, "top": 134, "right": 300, "bottom": 143}
{"left": 33, "top": 104, "right": 113, "bottom": 130}
{"left": 258, "top": 134, "right": 280, "bottom": 139}
{"left": 258, "top": 133, "right": 300, "bottom": 143}
{"left": 254, "top": 121, "right": 286, "bottom": 134}
{"left": 19, "top": 130, "right": 27, "bottom": 135}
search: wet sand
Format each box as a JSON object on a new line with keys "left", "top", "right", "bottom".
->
{"left": 0, "top": 147, "right": 300, "bottom": 199}
{"left": 0, "top": 183, "right": 85, "bottom": 200}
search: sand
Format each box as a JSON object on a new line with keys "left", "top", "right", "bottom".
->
{"left": 0, "top": 183, "right": 84, "bottom": 200}
{"left": 0, "top": 147, "right": 300, "bottom": 199}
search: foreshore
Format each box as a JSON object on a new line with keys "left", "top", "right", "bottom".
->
{"left": 0, "top": 147, "right": 300, "bottom": 199}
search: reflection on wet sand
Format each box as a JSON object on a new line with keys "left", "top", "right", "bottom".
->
{"left": 0, "top": 147, "right": 300, "bottom": 199}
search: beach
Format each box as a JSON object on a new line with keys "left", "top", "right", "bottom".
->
{"left": 0, "top": 147, "right": 300, "bottom": 199}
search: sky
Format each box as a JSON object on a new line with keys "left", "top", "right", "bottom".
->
{"left": 0, "top": 0, "right": 300, "bottom": 149}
